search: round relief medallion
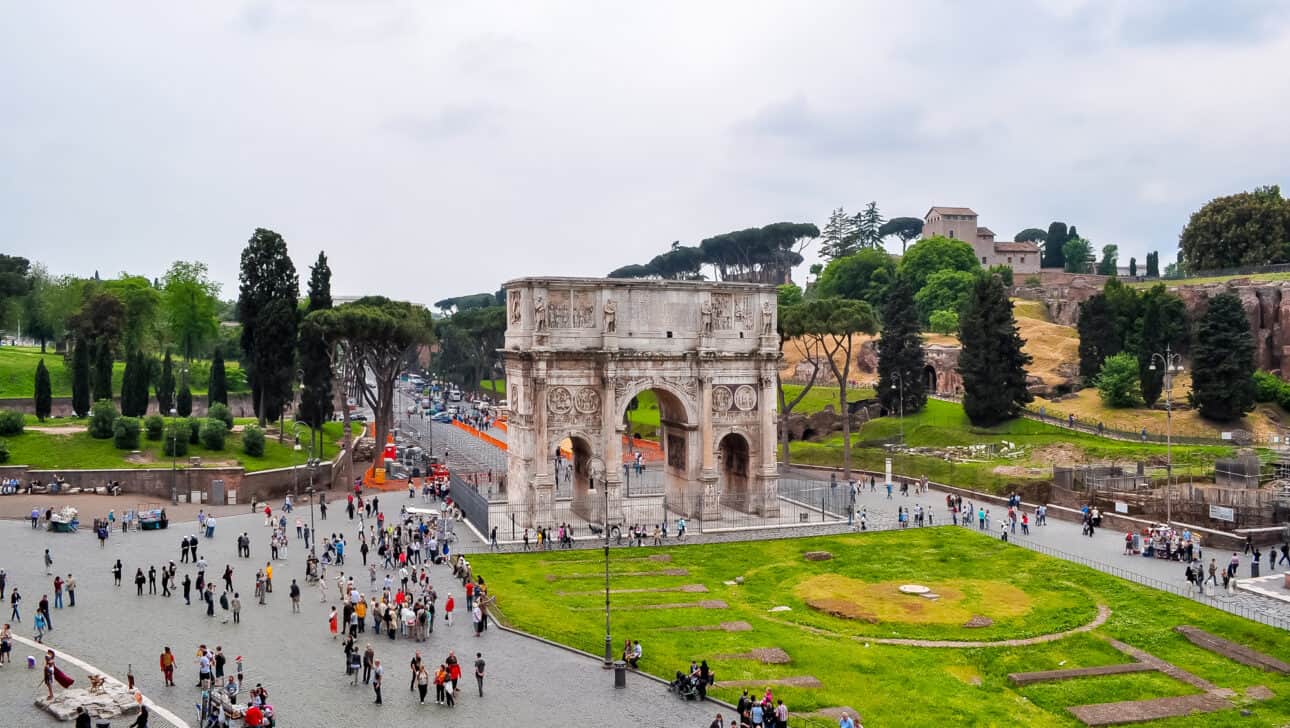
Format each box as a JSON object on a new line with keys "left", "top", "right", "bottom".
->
{"left": 547, "top": 386, "right": 573, "bottom": 414}
{"left": 733, "top": 384, "right": 757, "bottom": 411}
{"left": 711, "top": 385, "right": 733, "bottom": 412}
{"left": 574, "top": 387, "right": 601, "bottom": 414}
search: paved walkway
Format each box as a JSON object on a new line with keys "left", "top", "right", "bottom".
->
{"left": 0, "top": 510, "right": 719, "bottom": 727}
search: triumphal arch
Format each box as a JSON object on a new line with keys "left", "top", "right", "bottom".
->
{"left": 501, "top": 277, "right": 781, "bottom": 527}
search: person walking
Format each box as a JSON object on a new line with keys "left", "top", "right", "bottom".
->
{"left": 474, "top": 652, "right": 485, "bottom": 697}
{"left": 231, "top": 593, "right": 241, "bottom": 624}
{"left": 10, "top": 588, "right": 21, "bottom": 621}
{"left": 44, "top": 549, "right": 53, "bottom": 576}
{"left": 371, "top": 659, "right": 383, "bottom": 704}
{"left": 416, "top": 663, "right": 430, "bottom": 703}
{"left": 160, "top": 647, "right": 176, "bottom": 686}
{"left": 329, "top": 607, "right": 339, "bottom": 639}
{"left": 362, "top": 644, "right": 375, "bottom": 684}
{"left": 289, "top": 579, "right": 301, "bottom": 613}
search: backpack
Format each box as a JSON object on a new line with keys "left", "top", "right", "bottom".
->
{"left": 219, "top": 593, "right": 229, "bottom": 610}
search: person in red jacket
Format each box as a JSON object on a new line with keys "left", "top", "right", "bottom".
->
{"left": 444, "top": 594, "right": 454, "bottom": 627}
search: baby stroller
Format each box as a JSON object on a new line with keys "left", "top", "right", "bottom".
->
{"left": 669, "top": 671, "right": 701, "bottom": 701}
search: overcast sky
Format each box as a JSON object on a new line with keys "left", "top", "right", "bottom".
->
{"left": 3, "top": 1, "right": 1289, "bottom": 303}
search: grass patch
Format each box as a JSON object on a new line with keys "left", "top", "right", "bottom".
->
{"left": 480, "top": 379, "right": 505, "bottom": 397}
{"left": 0, "top": 346, "right": 247, "bottom": 399}
{"left": 474, "top": 528, "right": 1290, "bottom": 727}
{"left": 794, "top": 575, "right": 1032, "bottom": 625}
{"left": 781, "top": 384, "right": 875, "bottom": 415}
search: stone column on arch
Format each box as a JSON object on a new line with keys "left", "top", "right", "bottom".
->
{"left": 600, "top": 369, "right": 624, "bottom": 523}
{"left": 530, "top": 369, "right": 556, "bottom": 527}
{"left": 757, "top": 369, "right": 781, "bottom": 517}
{"left": 698, "top": 373, "right": 720, "bottom": 521}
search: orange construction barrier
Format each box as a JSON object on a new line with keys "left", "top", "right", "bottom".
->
{"left": 451, "top": 420, "right": 508, "bottom": 451}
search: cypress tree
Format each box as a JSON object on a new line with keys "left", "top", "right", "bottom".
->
{"left": 1135, "top": 285, "right": 1189, "bottom": 406}
{"left": 177, "top": 383, "right": 193, "bottom": 417}
{"left": 93, "top": 341, "right": 113, "bottom": 403}
{"left": 1190, "top": 293, "right": 1255, "bottom": 421}
{"left": 1043, "top": 222, "right": 1068, "bottom": 269}
{"left": 121, "top": 352, "right": 141, "bottom": 416}
{"left": 298, "top": 251, "right": 335, "bottom": 443}
{"left": 1076, "top": 294, "right": 1118, "bottom": 381}
{"left": 71, "top": 340, "right": 91, "bottom": 417}
{"left": 208, "top": 348, "right": 228, "bottom": 407}
{"left": 1129, "top": 257, "right": 1137, "bottom": 277}
{"left": 34, "top": 359, "right": 52, "bottom": 422}
{"left": 157, "top": 351, "right": 176, "bottom": 415}
{"left": 959, "top": 273, "right": 1033, "bottom": 426}
{"left": 876, "top": 277, "right": 927, "bottom": 416}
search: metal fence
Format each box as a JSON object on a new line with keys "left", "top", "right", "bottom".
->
{"left": 451, "top": 473, "right": 493, "bottom": 536}
{"left": 1009, "top": 535, "right": 1290, "bottom": 632}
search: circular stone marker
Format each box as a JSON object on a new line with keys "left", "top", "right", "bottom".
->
{"left": 898, "top": 584, "right": 931, "bottom": 595}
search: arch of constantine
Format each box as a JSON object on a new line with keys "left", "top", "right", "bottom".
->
{"left": 501, "top": 277, "right": 781, "bottom": 528}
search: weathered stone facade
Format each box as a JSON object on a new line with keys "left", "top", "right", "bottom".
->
{"left": 501, "top": 277, "right": 781, "bottom": 527}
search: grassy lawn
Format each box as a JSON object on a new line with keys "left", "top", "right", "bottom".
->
{"left": 480, "top": 379, "right": 505, "bottom": 397}
{"left": 1128, "top": 271, "right": 1290, "bottom": 288}
{"left": 473, "top": 528, "right": 1290, "bottom": 727}
{"left": 0, "top": 346, "right": 247, "bottom": 399}
{"left": 3, "top": 420, "right": 363, "bottom": 472}
{"left": 780, "top": 384, "right": 875, "bottom": 414}
{"left": 788, "top": 399, "right": 1235, "bottom": 493}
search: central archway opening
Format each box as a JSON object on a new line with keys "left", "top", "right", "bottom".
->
{"left": 620, "top": 386, "right": 699, "bottom": 515}
{"left": 718, "top": 432, "right": 751, "bottom": 510}
{"left": 923, "top": 364, "right": 938, "bottom": 394}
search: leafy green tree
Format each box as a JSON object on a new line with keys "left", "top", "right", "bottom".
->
{"left": 92, "top": 341, "right": 113, "bottom": 402}
{"left": 813, "top": 249, "right": 897, "bottom": 307}
{"left": 88, "top": 399, "right": 119, "bottom": 439}
{"left": 819, "top": 207, "right": 858, "bottom": 260}
{"left": 144, "top": 414, "right": 164, "bottom": 440}
{"left": 1128, "top": 257, "right": 1137, "bottom": 277}
{"left": 238, "top": 228, "right": 300, "bottom": 423}
{"left": 1063, "top": 237, "right": 1093, "bottom": 273}
{"left": 774, "top": 284, "right": 817, "bottom": 463}
{"left": 876, "top": 278, "right": 927, "bottom": 417}
{"left": 1095, "top": 353, "right": 1142, "bottom": 407}
{"left": 71, "top": 340, "right": 91, "bottom": 417}
{"left": 878, "top": 217, "right": 924, "bottom": 254}
{"left": 959, "top": 274, "right": 1032, "bottom": 426}
{"left": 1190, "top": 292, "right": 1255, "bottom": 421}
{"left": 208, "top": 348, "right": 228, "bottom": 406}
{"left": 0, "top": 255, "right": 30, "bottom": 321}
{"left": 1014, "top": 228, "right": 1047, "bottom": 244}
{"left": 102, "top": 275, "right": 161, "bottom": 355}
{"left": 1164, "top": 262, "right": 1181, "bottom": 278}
{"left": 794, "top": 298, "right": 879, "bottom": 478}
{"left": 928, "top": 309, "right": 958, "bottom": 334}
{"left": 162, "top": 261, "right": 221, "bottom": 360}
{"left": 157, "top": 351, "right": 176, "bottom": 415}
{"left": 1043, "top": 222, "right": 1068, "bottom": 269}
{"left": 987, "top": 265, "right": 1013, "bottom": 287}
{"left": 854, "top": 202, "right": 885, "bottom": 249}
{"left": 309, "top": 297, "right": 434, "bottom": 460}
{"left": 34, "top": 359, "right": 52, "bottom": 422}
{"left": 913, "top": 269, "right": 976, "bottom": 324}
{"left": 176, "top": 383, "right": 193, "bottom": 417}
{"left": 22, "top": 264, "right": 70, "bottom": 352}
{"left": 1146, "top": 251, "right": 1159, "bottom": 278}
{"left": 163, "top": 423, "right": 189, "bottom": 457}
{"left": 298, "top": 251, "right": 335, "bottom": 444}
{"left": 1135, "top": 284, "right": 1189, "bottom": 406}
{"left": 1096, "top": 245, "right": 1119, "bottom": 276}
{"left": 898, "top": 236, "right": 980, "bottom": 292}
{"left": 68, "top": 289, "right": 126, "bottom": 350}
{"left": 1179, "top": 185, "right": 1290, "bottom": 270}
{"left": 113, "top": 416, "right": 141, "bottom": 450}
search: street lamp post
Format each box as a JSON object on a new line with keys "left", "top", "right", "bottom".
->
{"left": 589, "top": 457, "right": 612, "bottom": 668}
{"left": 891, "top": 373, "right": 905, "bottom": 444}
{"left": 169, "top": 407, "right": 179, "bottom": 505}
{"left": 1149, "top": 344, "right": 1183, "bottom": 524}
{"left": 306, "top": 486, "right": 317, "bottom": 555}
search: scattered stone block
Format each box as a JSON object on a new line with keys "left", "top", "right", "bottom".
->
{"left": 963, "top": 615, "right": 993, "bottom": 628}
{"left": 713, "top": 647, "right": 792, "bottom": 664}
{"left": 769, "top": 605, "right": 792, "bottom": 612}
{"left": 1174, "top": 626, "right": 1290, "bottom": 675}
{"left": 715, "top": 675, "right": 823, "bottom": 689}
{"left": 803, "top": 551, "right": 833, "bottom": 561}
{"left": 35, "top": 684, "right": 140, "bottom": 721}
{"left": 898, "top": 584, "right": 931, "bottom": 595}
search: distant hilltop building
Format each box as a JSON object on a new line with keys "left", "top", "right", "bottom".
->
{"left": 921, "top": 206, "right": 1040, "bottom": 274}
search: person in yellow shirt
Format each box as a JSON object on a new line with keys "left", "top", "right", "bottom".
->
{"left": 264, "top": 563, "right": 273, "bottom": 593}
{"left": 355, "top": 599, "right": 367, "bottom": 634}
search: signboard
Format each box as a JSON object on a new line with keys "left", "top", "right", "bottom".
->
{"left": 1114, "top": 501, "right": 1128, "bottom": 514}
{"left": 885, "top": 458, "right": 892, "bottom": 486}
{"left": 1208, "top": 505, "right": 1235, "bottom": 522}
{"left": 1221, "top": 432, "right": 1233, "bottom": 441}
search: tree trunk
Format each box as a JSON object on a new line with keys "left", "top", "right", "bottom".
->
{"left": 840, "top": 355, "right": 852, "bottom": 480}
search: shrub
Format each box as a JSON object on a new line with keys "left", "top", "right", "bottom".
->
{"left": 929, "top": 309, "right": 959, "bottom": 335}
{"left": 144, "top": 414, "right": 165, "bottom": 440}
{"left": 1276, "top": 385, "right": 1290, "bottom": 413}
{"left": 163, "top": 423, "right": 189, "bottom": 457}
{"left": 0, "top": 409, "right": 24, "bottom": 436}
{"left": 242, "top": 424, "right": 265, "bottom": 457}
{"left": 200, "top": 418, "right": 227, "bottom": 451}
{"left": 208, "top": 402, "right": 233, "bottom": 430}
{"left": 187, "top": 417, "right": 202, "bottom": 444}
{"left": 1253, "top": 371, "right": 1284, "bottom": 403}
{"left": 1095, "top": 353, "right": 1142, "bottom": 408}
{"left": 0, "top": 439, "right": 8, "bottom": 464}
{"left": 87, "top": 399, "right": 119, "bottom": 439}
{"left": 1024, "top": 275, "right": 1042, "bottom": 288}
{"left": 987, "top": 264, "right": 1014, "bottom": 287}
{"left": 113, "top": 416, "right": 141, "bottom": 450}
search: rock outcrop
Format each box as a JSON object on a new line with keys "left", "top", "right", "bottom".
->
{"left": 35, "top": 683, "right": 141, "bottom": 721}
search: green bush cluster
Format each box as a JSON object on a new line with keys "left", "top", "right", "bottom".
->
{"left": 144, "top": 415, "right": 165, "bottom": 440}
{"left": 187, "top": 417, "right": 201, "bottom": 444}
{"left": 0, "top": 439, "right": 8, "bottom": 464}
{"left": 113, "top": 416, "right": 141, "bottom": 450}
{"left": 163, "top": 423, "right": 189, "bottom": 457}
{"left": 208, "top": 402, "right": 233, "bottom": 430}
{"left": 0, "top": 409, "right": 24, "bottom": 436}
{"left": 242, "top": 424, "right": 265, "bottom": 457}
{"left": 1252, "top": 371, "right": 1290, "bottom": 410}
{"left": 88, "top": 399, "right": 119, "bottom": 439}
{"left": 200, "top": 419, "right": 227, "bottom": 451}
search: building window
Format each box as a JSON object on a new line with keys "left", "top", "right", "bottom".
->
{"left": 981, "top": 257, "right": 987, "bottom": 264}
{"left": 1021, "top": 256, "right": 1026, "bottom": 264}
{"left": 949, "top": 229, "right": 955, "bottom": 238}
{"left": 1007, "top": 256, "right": 1013, "bottom": 264}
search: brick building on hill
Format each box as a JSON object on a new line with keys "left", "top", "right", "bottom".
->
{"left": 922, "top": 206, "right": 1040, "bottom": 274}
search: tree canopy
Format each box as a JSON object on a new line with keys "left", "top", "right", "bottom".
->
{"left": 959, "top": 274, "right": 1032, "bottom": 425}
{"left": 913, "top": 269, "right": 977, "bottom": 325}
{"left": 1179, "top": 185, "right": 1290, "bottom": 271}
{"left": 812, "top": 249, "right": 897, "bottom": 308}
{"left": 898, "top": 236, "right": 980, "bottom": 293}
{"left": 878, "top": 217, "right": 924, "bottom": 253}
{"left": 1014, "top": 228, "right": 1047, "bottom": 244}
{"left": 608, "top": 222, "right": 818, "bottom": 284}
{"left": 1189, "top": 292, "right": 1255, "bottom": 421}
{"left": 162, "top": 261, "right": 221, "bottom": 360}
